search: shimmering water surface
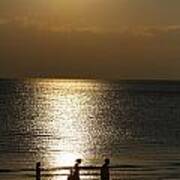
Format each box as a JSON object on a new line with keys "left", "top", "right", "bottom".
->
{"left": 0, "top": 79, "right": 180, "bottom": 180}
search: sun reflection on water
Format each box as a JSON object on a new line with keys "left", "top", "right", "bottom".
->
{"left": 53, "top": 152, "right": 82, "bottom": 167}
{"left": 32, "top": 79, "right": 109, "bottom": 169}
{"left": 3, "top": 79, "right": 180, "bottom": 180}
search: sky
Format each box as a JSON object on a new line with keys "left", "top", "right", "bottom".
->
{"left": 0, "top": 0, "right": 180, "bottom": 79}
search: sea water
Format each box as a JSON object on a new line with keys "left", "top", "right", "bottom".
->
{"left": 0, "top": 79, "right": 180, "bottom": 180}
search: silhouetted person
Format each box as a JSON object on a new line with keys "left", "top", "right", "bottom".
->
{"left": 36, "top": 162, "right": 41, "bottom": 180}
{"left": 100, "top": 158, "right": 110, "bottom": 180}
{"left": 73, "top": 159, "right": 82, "bottom": 180}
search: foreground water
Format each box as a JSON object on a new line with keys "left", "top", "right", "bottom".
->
{"left": 0, "top": 79, "right": 180, "bottom": 180}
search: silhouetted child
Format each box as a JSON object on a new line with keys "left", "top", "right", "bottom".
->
{"left": 73, "top": 159, "right": 82, "bottom": 180}
{"left": 100, "top": 158, "right": 110, "bottom": 180}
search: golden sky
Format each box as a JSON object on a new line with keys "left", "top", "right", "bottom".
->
{"left": 0, "top": 0, "right": 180, "bottom": 79}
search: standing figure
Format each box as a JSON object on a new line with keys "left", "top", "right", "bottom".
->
{"left": 73, "top": 159, "right": 82, "bottom": 180}
{"left": 36, "top": 162, "right": 41, "bottom": 180}
{"left": 100, "top": 158, "right": 110, "bottom": 180}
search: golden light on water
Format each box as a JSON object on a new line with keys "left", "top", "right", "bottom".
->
{"left": 32, "top": 79, "right": 108, "bottom": 168}
{"left": 2, "top": 80, "right": 180, "bottom": 179}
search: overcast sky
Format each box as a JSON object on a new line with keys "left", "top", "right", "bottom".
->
{"left": 0, "top": 0, "right": 180, "bottom": 79}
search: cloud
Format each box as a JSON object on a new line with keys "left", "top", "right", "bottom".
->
{"left": 2, "top": 14, "right": 180, "bottom": 37}
{"left": 0, "top": 15, "right": 180, "bottom": 79}
{"left": 0, "top": 18, "right": 11, "bottom": 25}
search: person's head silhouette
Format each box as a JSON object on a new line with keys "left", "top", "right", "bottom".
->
{"left": 76, "top": 159, "right": 82, "bottom": 164}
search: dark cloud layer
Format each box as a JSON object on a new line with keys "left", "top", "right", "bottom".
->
{"left": 0, "top": 22, "right": 180, "bottom": 79}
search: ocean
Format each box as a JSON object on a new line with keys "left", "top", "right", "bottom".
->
{"left": 0, "top": 79, "right": 180, "bottom": 180}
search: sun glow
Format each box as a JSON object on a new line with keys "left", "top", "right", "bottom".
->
{"left": 32, "top": 79, "right": 107, "bottom": 169}
{"left": 54, "top": 152, "right": 82, "bottom": 167}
